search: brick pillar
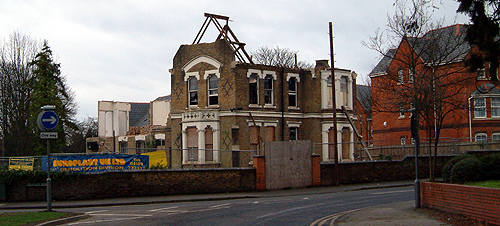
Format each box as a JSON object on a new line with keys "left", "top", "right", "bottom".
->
{"left": 253, "top": 155, "right": 266, "bottom": 191}
{"left": 420, "top": 181, "right": 425, "bottom": 208}
{"left": 311, "top": 154, "right": 321, "bottom": 186}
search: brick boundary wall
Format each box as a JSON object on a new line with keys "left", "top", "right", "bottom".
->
{"left": 6, "top": 168, "right": 255, "bottom": 201}
{"left": 420, "top": 182, "right": 500, "bottom": 225}
{"left": 321, "top": 151, "right": 499, "bottom": 186}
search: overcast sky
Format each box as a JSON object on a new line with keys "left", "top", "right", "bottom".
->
{"left": 0, "top": 0, "right": 469, "bottom": 120}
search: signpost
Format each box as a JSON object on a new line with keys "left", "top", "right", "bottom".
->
{"left": 37, "top": 105, "right": 58, "bottom": 212}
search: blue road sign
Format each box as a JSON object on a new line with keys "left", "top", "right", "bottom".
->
{"left": 40, "top": 111, "right": 59, "bottom": 130}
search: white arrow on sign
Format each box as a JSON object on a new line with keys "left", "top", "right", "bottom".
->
{"left": 42, "top": 116, "right": 57, "bottom": 124}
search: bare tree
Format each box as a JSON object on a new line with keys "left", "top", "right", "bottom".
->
{"left": 252, "top": 46, "right": 313, "bottom": 69}
{"left": 0, "top": 32, "right": 39, "bottom": 156}
{"left": 365, "top": 0, "right": 474, "bottom": 180}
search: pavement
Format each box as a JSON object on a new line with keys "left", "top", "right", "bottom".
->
{"left": 0, "top": 180, "right": 447, "bottom": 225}
{"left": 333, "top": 201, "right": 447, "bottom": 226}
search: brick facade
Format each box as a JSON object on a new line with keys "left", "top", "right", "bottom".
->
{"left": 370, "top": 24, "right": 500, "bottom": 146}
{"left": 168, "top": 39, "right": 359, "bottom": 168}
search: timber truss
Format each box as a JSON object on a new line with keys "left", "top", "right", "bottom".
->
{"left": 193, "top": 13, "right": 254, "bottom": 64}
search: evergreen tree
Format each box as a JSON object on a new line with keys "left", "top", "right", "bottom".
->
{"left": 457, "top": 0, "right": 499, "bottom": 78}
{"left": 29, "top": 41, "right": 77, "bottom": 155}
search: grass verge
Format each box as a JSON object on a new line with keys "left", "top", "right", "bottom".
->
{"left": 0, "top": 211, "right": 70, "bottom": 226}
{"left": 465, "top": 180, "right": 500, "bottom": 188}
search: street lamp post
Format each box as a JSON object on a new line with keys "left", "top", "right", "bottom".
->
{"left": 410, "top": 108, "right": 420, "bottom": 208}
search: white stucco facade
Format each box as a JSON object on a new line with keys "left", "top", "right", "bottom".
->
{"left": 98, "top": 101, "right": 131, "bottom": 137}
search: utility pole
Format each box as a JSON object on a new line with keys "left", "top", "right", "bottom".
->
{"left": 329, "top": 22, "right": 339, "bottom": 186}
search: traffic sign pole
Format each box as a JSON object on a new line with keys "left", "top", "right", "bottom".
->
{"left": 38, "top": 105, "right": 57, "bottom": 212}
{"left": 46, "top": 139, "right": 52, "bottom": 211}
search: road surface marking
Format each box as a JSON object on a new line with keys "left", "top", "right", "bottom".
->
{"left": 371, "top": 189, "right": 413, "bottom": 195}
{"left": 256, "top": 204, "right": 317, "bottom": 219}
{"left": 252, "top": 201, "right": 260, "bottom": 204}
{"left": 67, "top": 217, "right": 144, "bottom": 225}
{"left": 84, "top": 210, "right": 108, "bottom": 214}
{"left": 88, "top": 213, "right": 152, "bottom": 217}
{"left": 303, "top": 197, "right": 309, "bottom": 200}
{"left": 211, "top": 203, "right": 230, "bottom": 208}
{"left": 310, "top": 209, "right": 361, "bottom": 226}
{"left": 148, "top": 206, "right": 178, "bottom": 212}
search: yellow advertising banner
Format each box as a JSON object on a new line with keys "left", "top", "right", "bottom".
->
{"left": 8, "top": 157, "right": 34, "bottom": 171}
{"left": 142, "top": 150, "right": 168, "bottom": 168}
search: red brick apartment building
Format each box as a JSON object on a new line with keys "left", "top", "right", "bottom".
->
{"left": 369, "top": 24, "right": 500, "bottom": 146}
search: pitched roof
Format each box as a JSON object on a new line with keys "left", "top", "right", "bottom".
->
{"left": 369, "top": 49, "right": 396, "bottom": 76}
{"left": 369, "top": 25, "right": 471, "bottom": 76}
{"left": 411, "top": 25, "right": 470, "bottom": 64}
{"left": 129, "top": 103, "right": 150, "bottom": 127}
{"left": 154, "top": 95, "right": 171, "bottom": 102}
{"left": 356, "top": 84, "right": 372, "bottom": 113}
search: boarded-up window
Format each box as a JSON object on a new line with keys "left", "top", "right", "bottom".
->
{"left": 342, "top": 127, "right": 350, "bottom": 160}
{"left": 250, "top": 126, "right": 260, "bottom": 145}
{"left": 186, "top": 127, "right": 198, "bottom": 161}
{"left": 264, "top": 126, "right": 275, "bottom": 142}
{"left": 328, "top": 128, "right": 335, "bottom": 160}
{"left": 205, "top": 127, "right": 213, "bottom": 161}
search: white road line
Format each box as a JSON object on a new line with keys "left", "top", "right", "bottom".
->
{"left": 161, "top": 209, "right": 189, "bottom": 213}
{"left": 148, "top": 206, "right": 178, "bottom": 212}
{"left": 84, "top": 210, "right": 108, "bottom": 214}
{"left": 310, "top": 209, "right": 361, "bottom": 226}
{"left": 371, "top": 189, "right": 413, "bottom": 195}
{"left": 256, "top": 204, "right": 317, "bottom": 219}
{"left": 88, "top": 213, "right": 153, "bottom": 217}
{"left": 252, "top": 201, "right": 260, "bottom": 204}
{"left": 303, "top": 197, "right": 309, "bottom": 200}
{"left": 210, "top": 203, "right": 230, "bottom": 208}
{"left": 67, "top": 217, "right": 144, "bottom": 225}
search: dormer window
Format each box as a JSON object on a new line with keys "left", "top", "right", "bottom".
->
{"left": 208, "top": 74, "right": 218, "bottom": 105}
{"left": 409, "top": 68, "right": 415, "bottom": 83}
{"left": 249, "top": 73, "right": 259, "bottom": 105}
{"left": 188, "top": 76, "right": 198, "bottom": 106}
{"left": 398, "top": 69, "right": 404, "bottom": 84}
{"left": 264, "top": 75, "right": 273, "bottom": 105}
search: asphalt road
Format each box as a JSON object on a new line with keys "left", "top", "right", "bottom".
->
{"left": 61, "top": 186, "right": 414, "bottom": 226}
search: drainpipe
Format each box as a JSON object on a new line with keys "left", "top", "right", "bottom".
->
{"left": 468, "top": 96, "right": 473, "bottom": 142}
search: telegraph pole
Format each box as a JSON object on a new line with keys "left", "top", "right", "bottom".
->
{"left": 329, "top": 22, "right": 339, "bottom": 185}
